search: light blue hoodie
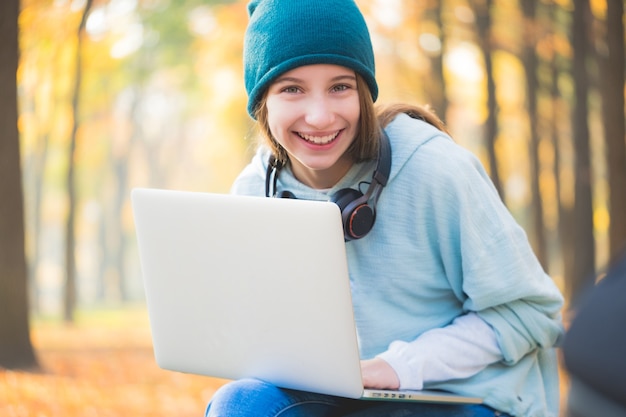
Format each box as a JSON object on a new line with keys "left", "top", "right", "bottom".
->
{"left": 231, "top": 113, "right": 565, "bottom": 416}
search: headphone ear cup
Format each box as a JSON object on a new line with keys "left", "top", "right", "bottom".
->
{"left": 331, "top": 188, "right": 375, "bottom": 240}
{"left": 331, "top": 188, "right": 363, "bottom": 212}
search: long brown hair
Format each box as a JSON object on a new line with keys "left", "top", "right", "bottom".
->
{"left": 376, "top": 103, "right": 448, "bottom": 134}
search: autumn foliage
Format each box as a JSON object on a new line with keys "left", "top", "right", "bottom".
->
{"left": 0, "top": 309, "right": 227, "bottom": 417}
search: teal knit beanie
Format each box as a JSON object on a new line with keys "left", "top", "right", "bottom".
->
{"left": 244, "top": 0, "right": 378, "bottom": 118}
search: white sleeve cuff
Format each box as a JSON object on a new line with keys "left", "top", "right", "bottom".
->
{"left": 376, "top": 312, "right": 503, "bottom": 390}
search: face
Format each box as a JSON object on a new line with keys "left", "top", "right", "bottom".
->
{"left": 265, "top": 64, "right": 361, "bottom": 189}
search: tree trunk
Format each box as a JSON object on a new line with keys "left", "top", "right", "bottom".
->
{"left": 548, "top": 4, "right": 575, "bottom": 294}
{"left": 64, "top": 0, "right": 93, "bottom": 322}
{"left": 427, "top": 0, "right": 448, "bottom": 122}
{"left": 521, "top": 0, "right": 548, "bottom": 270}
{"left": 602, "top": 0, "right": 626, "bottom": 259}
{"left": 568, "top": 0, "right": 596, "bottom": 306}
{"left": 27, "top": 131, "right": 50, "bottom": 315}
{"left": 0, "top": 0, "right": 39, "bottom": 370}
{"left": 474, "top": 0, "right": 505, "bottom": 200}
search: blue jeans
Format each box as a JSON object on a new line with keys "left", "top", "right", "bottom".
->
{"left": 205, "top": 378, "right": 510, "bottom": 417}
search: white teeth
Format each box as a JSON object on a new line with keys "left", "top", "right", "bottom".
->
{"left": 298, "top": 131, "right": 339, "bottom": 145}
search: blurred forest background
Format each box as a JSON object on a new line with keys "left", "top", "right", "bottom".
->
{"left": 0, "top": 0, "right": 625, "bottom": 414}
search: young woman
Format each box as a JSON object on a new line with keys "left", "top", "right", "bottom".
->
{"left": 205, "top": 0, "right": 564, "bottom": 416}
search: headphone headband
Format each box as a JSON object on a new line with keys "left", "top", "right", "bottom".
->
{"left": 371, "top": 130, "right": 391, "bottom": 188}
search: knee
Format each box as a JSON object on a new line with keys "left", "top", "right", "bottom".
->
{"left": 205, "top": 378, "right": 282, "bottom": 416}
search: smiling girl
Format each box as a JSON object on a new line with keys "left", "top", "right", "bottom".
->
{"left": 204, "top": 1, "right": 564, "bottom": 416}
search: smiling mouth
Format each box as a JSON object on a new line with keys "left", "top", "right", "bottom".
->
{"left": 297, "top": 130, "right": 340, "bottom": 145}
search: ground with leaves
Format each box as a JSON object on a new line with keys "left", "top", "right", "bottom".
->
{"left": 0, "top": 308, "right": 227, "bottom": 417}
{"left": 1, "top": 307, "right": 571, "bottom": 416}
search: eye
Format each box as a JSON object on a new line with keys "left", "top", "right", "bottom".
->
{"left": 281, "top": 86, "right": 301, "bottom": 94}
{"left": 331, "top": 83, "right": 355, "bottom": 93}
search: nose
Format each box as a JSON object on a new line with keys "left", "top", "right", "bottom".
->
{"left": 304, "top": 95, "right": 335, "bottom": 128}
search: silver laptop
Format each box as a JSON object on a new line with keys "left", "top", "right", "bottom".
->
{"left": 131, "top": 188, "right": 482, "bottom": 404}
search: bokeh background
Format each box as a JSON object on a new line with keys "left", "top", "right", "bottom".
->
{"left": 1, "top": 0, "right": 624, "bottom": 415}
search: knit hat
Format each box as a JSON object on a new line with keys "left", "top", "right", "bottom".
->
{"left": 244, "top": 0, "right": 378, "bottom": 118}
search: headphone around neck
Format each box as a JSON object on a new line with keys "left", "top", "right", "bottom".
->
{"left": 265, "top": 131, "right": 392, "bottom": 241}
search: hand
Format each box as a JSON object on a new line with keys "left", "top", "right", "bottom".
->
{"left": 360, "top": 357, "right": 400, "bottom": 390}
